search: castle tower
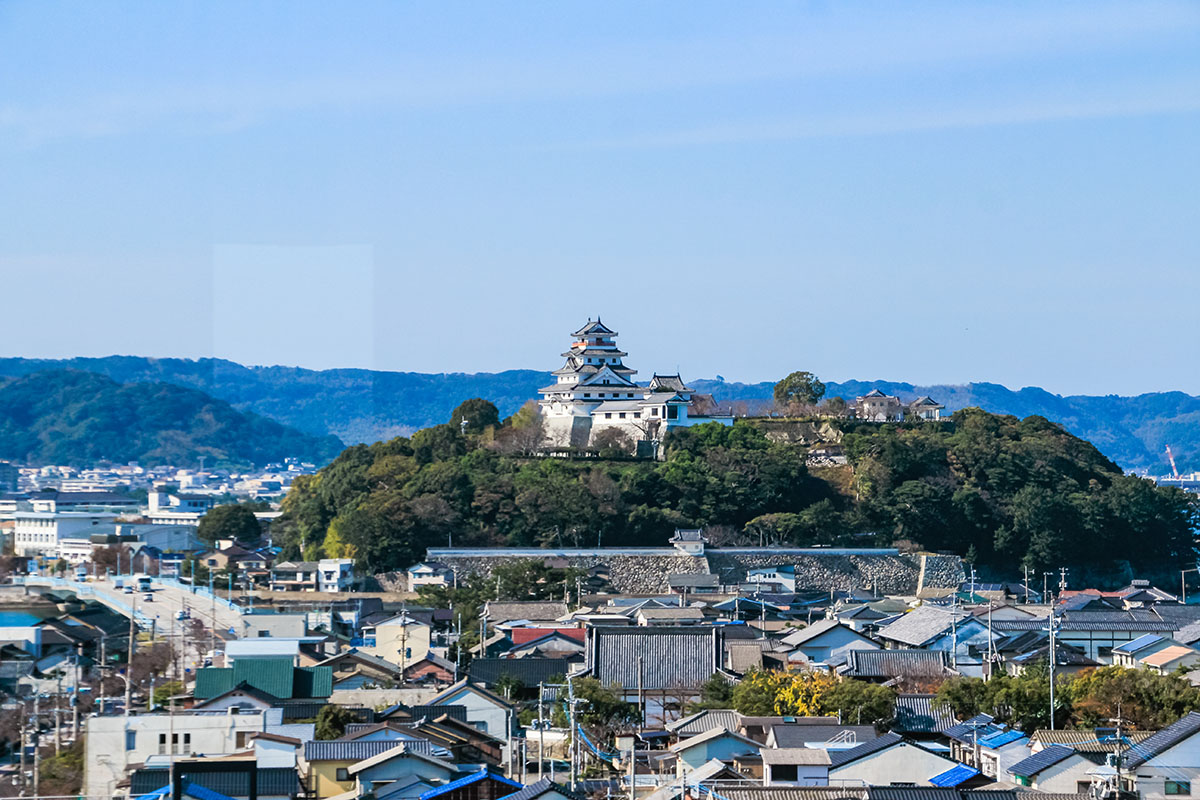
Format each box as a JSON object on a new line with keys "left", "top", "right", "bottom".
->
{"left": 539, "top": 318, "right": 640, "bottom": 446}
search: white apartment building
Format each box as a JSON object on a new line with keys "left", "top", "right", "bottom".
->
{"left": 13, "top": 511, "right": 118, "bottom": 557}
{"left": 83, "top": 708, "right": 314, "bottom": 799}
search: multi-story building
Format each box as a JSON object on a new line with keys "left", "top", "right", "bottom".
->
{"left": 14, "top": 511, "right": 119, "bottom": 557}
{"left": 537, "top": 319, "right": 732, "bottom": 450}
{"left": 269, "top": 558, "right": 355, "bottom": 592}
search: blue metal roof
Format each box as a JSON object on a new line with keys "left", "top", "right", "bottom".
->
{"left": 1112, "top": 633, "right": 1164, "bottom": 654}
{"left": 419, "top": 769, "right": 522, "bottom": 800}
{"left": 929, "top": 764, "right": 980, "bottom": 787}
{"left": 980, "top": 730, "right": 1027, "bottom": 749}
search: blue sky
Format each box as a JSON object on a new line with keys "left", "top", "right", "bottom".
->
{"left": 2, "top": 1, "right": 1199, "bottom": 395}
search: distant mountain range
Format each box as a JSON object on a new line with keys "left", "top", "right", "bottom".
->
{"left": 0, "top": 370, "right": 344, "bottom": 468}
{"left": 0, "top": 356, "right": 1192, "bottom": 472}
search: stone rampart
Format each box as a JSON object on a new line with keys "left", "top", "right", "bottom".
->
{"left": 425, "top": 547, "right": 964, "bottom": 596}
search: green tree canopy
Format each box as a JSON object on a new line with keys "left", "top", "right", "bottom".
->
{"left": 451, "top": 398, "right": 500, "bottom": 435}
{"left": 197, "top": 504, "right": 262, "bottom": 545}
{"left": 774, "top": 371, "right": 826, "bottom": 407}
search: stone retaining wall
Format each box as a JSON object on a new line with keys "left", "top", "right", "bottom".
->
{"left": 428, "top": 548, "right": 964, "bottom": 595}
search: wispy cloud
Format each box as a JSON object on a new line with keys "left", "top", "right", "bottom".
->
{"left": 1, "top": 1, "right": 1197, "bottom": 143}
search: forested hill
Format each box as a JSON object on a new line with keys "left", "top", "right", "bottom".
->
{"left": 0, "top": 355, "right": 1196, "bottom": 470}
{"left": 275, "top": 406, "right": 1197, "bottom": 585}
{"left": 0, "top": 370, "right": 344, "bottom": 467}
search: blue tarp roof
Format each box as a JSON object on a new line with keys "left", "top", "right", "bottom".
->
{"left": 419, "top": 769, "right": 522, "bottom": 800}
{"left": 137, "top": 782, "right": 237, "bottom": 800}
{"left": 930, "top": 764, "right": 980, "bottom": 787}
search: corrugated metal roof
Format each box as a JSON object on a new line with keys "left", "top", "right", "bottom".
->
{"left": 841, "top": 650, "right": 951, "bottom": 679}
{"left": 194, "top": 660, "right": 332, "bottom": 700}
{"left": 304, "top": 739, "right": 438, "bottom": 761}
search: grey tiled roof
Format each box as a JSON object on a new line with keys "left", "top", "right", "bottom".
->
{"left": 666, "top": 709, "right": 741, "bottom": 736}
{"left": 303, "top": 739, "right": 436, "bottom": 761}
{"left": 484, "top": 601, "right": 568, "bottom": 622}
{"left": 827, "top": 731, "right": 904, "bottom": 767}
{"left": 893, "top": 694, "right": 956, "bottom": 734}
{"left": 468, "top": 658, "right": 573, "bottom": 687}
{"left": 497, "top": 778, "right": 587, "bottom": 800}
{"left": 1008, "top": 745, "right": 1076, "bottom": 777}
{"left": 877, "top": 606, "right": 967, "bottom": 647}
{"left": 841, "top": 649, "right": 951, "bottom": 679}
{"left": 589, "top": 626, "right": 721, "bottom": 691}
{"left": 1124, "top": 711, "right": 1200, "bottom": 768}
{"left": 772, "top": 725, "right": 877, "bottom": 749}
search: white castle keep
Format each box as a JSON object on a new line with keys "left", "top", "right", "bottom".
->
{"left": 537, "top": 318, "right": 733, "bottom": 450}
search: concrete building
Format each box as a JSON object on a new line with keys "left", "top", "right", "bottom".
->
{"left": 84, "top": 708, "right": 313, "bottom": 799}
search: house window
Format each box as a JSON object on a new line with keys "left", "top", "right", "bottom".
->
{"left": 125, "top": 730, "right": 137, "bottom": 751}
{"left": 1166, "top": 781, "right": 1191, "bottom": 795}
{"left": 584, "top": 394, "right": 591, "bottom": 398}
{"left": 773, "top": 765, "right": 798, "bottom": 782}
{"left": 605, "top": 413, "right": 612, "bottom": 419}
{"left": 619, "top": 413, "right": 626, "bottom": 419}
{"left": 158, "top": 734, "right": 167, "bottom": 754}
{"left": 336, "top": 768, "right": 351, "bottom": 782}
{"left": 651, "top": 408, "right": 659, "bottom": 417}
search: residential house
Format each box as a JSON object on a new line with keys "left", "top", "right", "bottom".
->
{"left": 1119, "top": 712, "right": 1200, "bottom": 800}
{"left": 875, "top": 605, "right": 996, "bottom": 677}
{"left": 269, "top": 559, "right": 355, "bottom": 592}
{"left": 760, "top": 747, "right": 831, "bottom": 786}
{"left": 361, "top": 612, "right": 433, "bottom": 671}
{"left": 496, "top": 778, "right": 586, "bottom": 800}
{"left": 193, "top": 659, "right": 333, "bottom": 702}
{"left": 468, "top": 658, "right": 577, "bottom": 696}
{"left": 301, "top": 740, "right": 456, "bottom": 799}
{"left": 781, "top": 619, "right": 881, "bottom": 666}
{"left": 668, "top": 574, "right": 721, "bottom": 595}
{"left": 408, "top": 562, "right": 455, "bottom": 589}
{"left": 319, "top": 649, "right": 407, "bottom": 689}
{"left": 483, "top": 601, "right": 569, "bottom": 627}
{"left": 825, "top": 732, "right": 959, "bottom": 787}
{"left": 582, "top": 626, "right": 730, "bottom": 723}
{"left": 747, "top": 565, "right": 797, "bottom": 593}
{"left": 636, "top": 606, "right": 706, "bottom": 626}
{"left": 506, "top": 630, "right": 586, "bottom": 660}
{"left": 993, "top": 609, "right": 1180, "bottom": 662}
{"left": 670, "top": 727, "right": 761, "bottom": 776}
{"left": 404, "top": 654, "right": 458, "bottom": 685}
{"left": 416, "top": 768, "right": 522, "bottom": 800}
{"left": 84, "top": 708, "right": 314, "bottom": 799}
{"left": 1008, "top": 746, "right": 1104, "bottom": 793}
{"left": 428, "top": 680, "right": 516, "bottom": 742}
{"left": 891, "top": 695, "right": 956, "bottom": 740}
{"left": 839, "top": 649, "right": 956, "bottom": 685}
{"left": 128, "top": 764, "right": 302, "bottom": 800}
{"left": 1140, "top": 644, "right": 1200, "bottom": 674}
{"left": 1113, "top": 634, "right": 1179, "bottom": 667}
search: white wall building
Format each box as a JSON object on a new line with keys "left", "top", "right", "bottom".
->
{"left": 13, "top": 511, "right": 118, "bottom": 557}
{"left": 83, "top": 708, "right": 314, "bottom": 799}
{"left": 538, "top": 319, "right": 732, "bottom": 451}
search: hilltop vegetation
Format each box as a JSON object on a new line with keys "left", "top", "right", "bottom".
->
{"left": 275, "top": 402, "right": 1197, "bottom": 581}
{"left": 0, "top": 370, "right": 344, "bottom": 467}
{"left": 1, "top": 356, "right": 1198, "bottom": 470}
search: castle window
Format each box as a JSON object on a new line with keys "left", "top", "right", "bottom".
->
{"left": 619, "top": 413, "right": 626, "bottom": 419}
{"left": 651, "top": 408, "right": 659, "bottom": 417}
{"left": 584, "top": 393, "right": 591, "bottom": 398}
{"left": 605, "top": 413, "right": 612, "bottom": 419}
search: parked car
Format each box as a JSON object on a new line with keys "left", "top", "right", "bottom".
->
{"left": 143, "top": 593, "right": 154, "bottom": 602}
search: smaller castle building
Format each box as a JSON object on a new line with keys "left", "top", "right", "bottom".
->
{"left": 538, "top": 319, "right": 732, "bottom": 450}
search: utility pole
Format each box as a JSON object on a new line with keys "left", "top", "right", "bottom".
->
{"left": 126, "top": 591, "right": 137, "bottom": 717}
{"left": 19, "top": 712, "right": 27, "bottom": 797}
{"left": 54, "top": 670, "right": 62, "bottom": 754}
{"left": 1024, "top": 565, "right": 1030, "bottom": 605}
{"left": 32, "top": 693, "right": 40, "bottom": 799}
{"left": 1047, "top": 609, "right": 1059, "bottom": 730}
{"left": 73, "top": 644, "right": 81, "bottom": 740}
{"left": 537, "top": 682, "right": 545, "bottom": 781}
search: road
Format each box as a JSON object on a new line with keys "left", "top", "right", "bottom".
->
{"left": 75, "top": 578, "right": 248, "bottom": 675}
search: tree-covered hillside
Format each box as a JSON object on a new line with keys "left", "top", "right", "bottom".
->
{"left": 275, "top": 403, "right": 1197, "bottom": 582}
{"left": 1, "top": 356, "right": 1198, "bottom": 470}
{"left": 0, "top": 371, "right": 344, "bottom": 467}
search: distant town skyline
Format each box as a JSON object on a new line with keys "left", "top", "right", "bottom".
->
{"left": 2, "top": 2, "right": 1199, "bottom": 395}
